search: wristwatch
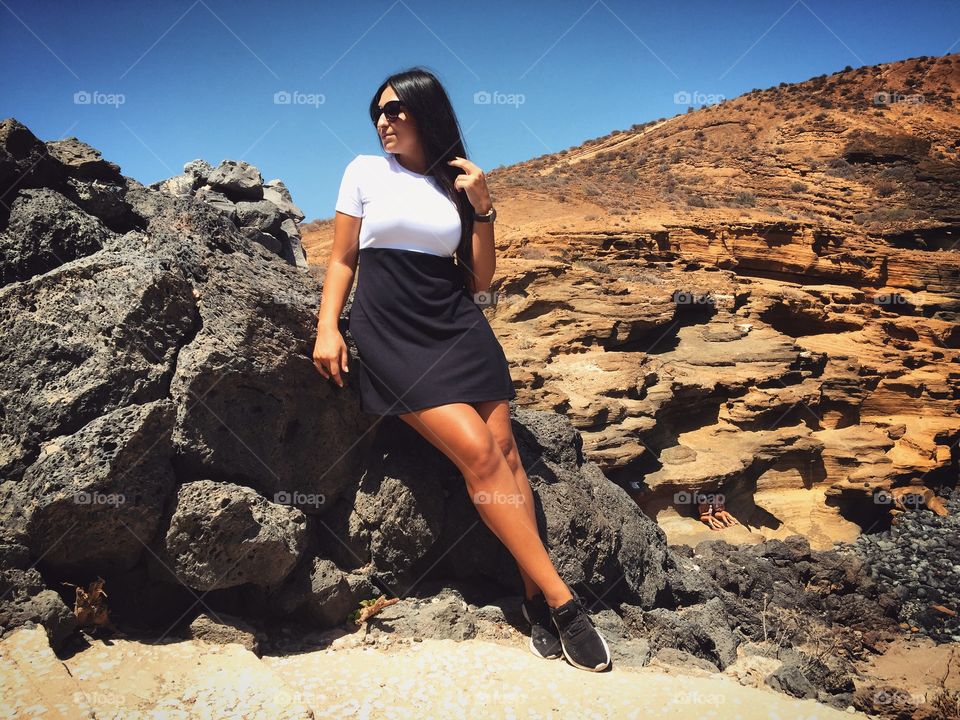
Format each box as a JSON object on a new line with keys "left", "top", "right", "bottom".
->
{"left": 474, "top": 205, "right": 496, "bottom": 223}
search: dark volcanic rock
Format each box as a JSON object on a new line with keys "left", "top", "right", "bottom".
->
{"left": 0, "top": 251, "right": 197, "bottom": 481}
{"left": 235, "top": 200, "right": 283, "bottom": 236}
{"left": 365, "top": 587, "right": 479, "bottom": 642}
{"left": 271, "top": 556, "right": 376, "bottom": 627}
{"left": 13, "top": 400, "right": 177, "bottom": 576}
{"left": 0, "top": 118, "right": 65, "bottom": 226}
{"left": 0, "top": 187, "right": 114, "bottom": 285}
{"left": 207, "top": 159, "right": 263, "bottom": 201}
{"left": 0, "top": 566, "right": 77, "bottom": 650}
{"left": 46, "top": 136, "right": 122, "bottom": 182}
{"left": 843, "top": 487, "right": 960, "bottom": 642}
{"left": 164, "top": 479, "right": 308, "bottom": 591}
{"left": 621, "top": 596, "right": 739, "bottom": 670}
{"left": 152, "top": 159, "right": 307, "bottom": 268}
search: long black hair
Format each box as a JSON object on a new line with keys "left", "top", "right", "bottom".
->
{"left": 368, "top": 67, "right": 476, "bottom": 293}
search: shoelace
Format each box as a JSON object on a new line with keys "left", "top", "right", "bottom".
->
{"left": 556, "top": 599, "right": 595, "bottom": 641}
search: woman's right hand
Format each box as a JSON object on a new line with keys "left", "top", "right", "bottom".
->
{"left": 313, "top": 327, "right": 350, "bottom": 387}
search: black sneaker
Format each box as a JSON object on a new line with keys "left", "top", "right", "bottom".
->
{"left": 548, "top": 589, "right": 611, "bottom": 672}
{"left": 521, "top": 592, "right": 562, "bottom": 659}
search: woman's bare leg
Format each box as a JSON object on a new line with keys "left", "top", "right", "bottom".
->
{"left": 472, "top": 399, "right": 542, "bottom": 601}
{"left": 398, "top": 402, "right": 573, "bottom": 608}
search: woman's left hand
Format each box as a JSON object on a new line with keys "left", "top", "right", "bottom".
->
{"left": 447, "top": 156, "right": 493, "bottom": 214}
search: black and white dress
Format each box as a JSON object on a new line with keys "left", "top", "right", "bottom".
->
{"left": 335, "top": 153, "right": 516, "bottom": 416}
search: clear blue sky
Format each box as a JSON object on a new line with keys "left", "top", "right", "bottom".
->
{"left": 2, "top": 0, "right": 958, "bottom": 221}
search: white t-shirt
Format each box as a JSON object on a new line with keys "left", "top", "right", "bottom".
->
{"left": 335, "top": 153, "right": 463, "bottom": 257}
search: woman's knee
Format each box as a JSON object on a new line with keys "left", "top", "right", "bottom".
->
{"left": 396, "top": 403, "right": 508, "bottom": 483}
{"left": 499, "top": 439, "right": 522, "bottom": 476}
{"left": 460, "top": 432, "right": 509, "bottom": 484}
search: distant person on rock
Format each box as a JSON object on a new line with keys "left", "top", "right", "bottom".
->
{"left": 698, "top": 494, "right": 740, "bottom": 530}
{"left": 313, "top": 66, "right": 611, "bottom": 672}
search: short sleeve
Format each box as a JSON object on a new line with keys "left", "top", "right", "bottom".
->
{"left": 335, "top": 156, "right": 364, "bottom": 217}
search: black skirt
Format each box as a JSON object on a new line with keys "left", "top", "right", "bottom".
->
{"left": 347, "top": 247, "right": 516, "bottom": 416}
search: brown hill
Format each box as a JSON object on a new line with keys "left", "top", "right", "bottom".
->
{"left": 306, "top": 53, "right": 960, "bottom": 550}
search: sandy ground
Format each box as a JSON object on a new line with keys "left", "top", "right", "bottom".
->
{"left": 856, "top": 633, "right": 960, "bottom": 707}
{"left": 261, "top": 637, "right": 863, "bottom": 720}
{"left": 0, "top": 625, "right": 867, "bottom": 720}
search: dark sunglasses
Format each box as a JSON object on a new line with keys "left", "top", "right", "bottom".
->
{"left": 371, "top": 100, "right": 405, "bottom": 124}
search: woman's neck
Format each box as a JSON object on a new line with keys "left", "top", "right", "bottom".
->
{"left": 394, "top": 151, "right": 429, "bottom": 175}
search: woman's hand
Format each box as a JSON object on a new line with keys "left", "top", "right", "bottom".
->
{"left": 313, "top": 327, "right": 350, "bottom": 387}
{"left": 447, "top": 156, "right": 492, "bottom": 214}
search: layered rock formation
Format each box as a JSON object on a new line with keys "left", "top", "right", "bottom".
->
{"left": 303, "top": 53, "right": 960, "bottom": 550}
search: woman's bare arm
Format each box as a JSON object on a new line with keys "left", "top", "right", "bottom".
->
{"left": 313, "top": 211, "right": 361, "bottom": 386}
{"left": 446, "top": 156, "right": 496, "bottom": 295}
{"left": 468, "top": 211, "right": 496, "bottom": 294}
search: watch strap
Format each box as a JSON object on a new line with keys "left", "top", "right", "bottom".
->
{"left": 474, "top": 206, "right": 496, "bottom": 222}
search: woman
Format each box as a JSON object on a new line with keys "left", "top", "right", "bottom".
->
{"left": 312, "top": 67, "right": 611, "bottom": 672}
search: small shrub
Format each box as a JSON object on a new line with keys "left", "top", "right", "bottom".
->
{"left": 875, "top": 180, "right": 897, "bottom": 197}
{"left": 825, "top": 157, "right": 854, "bottom": 178}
